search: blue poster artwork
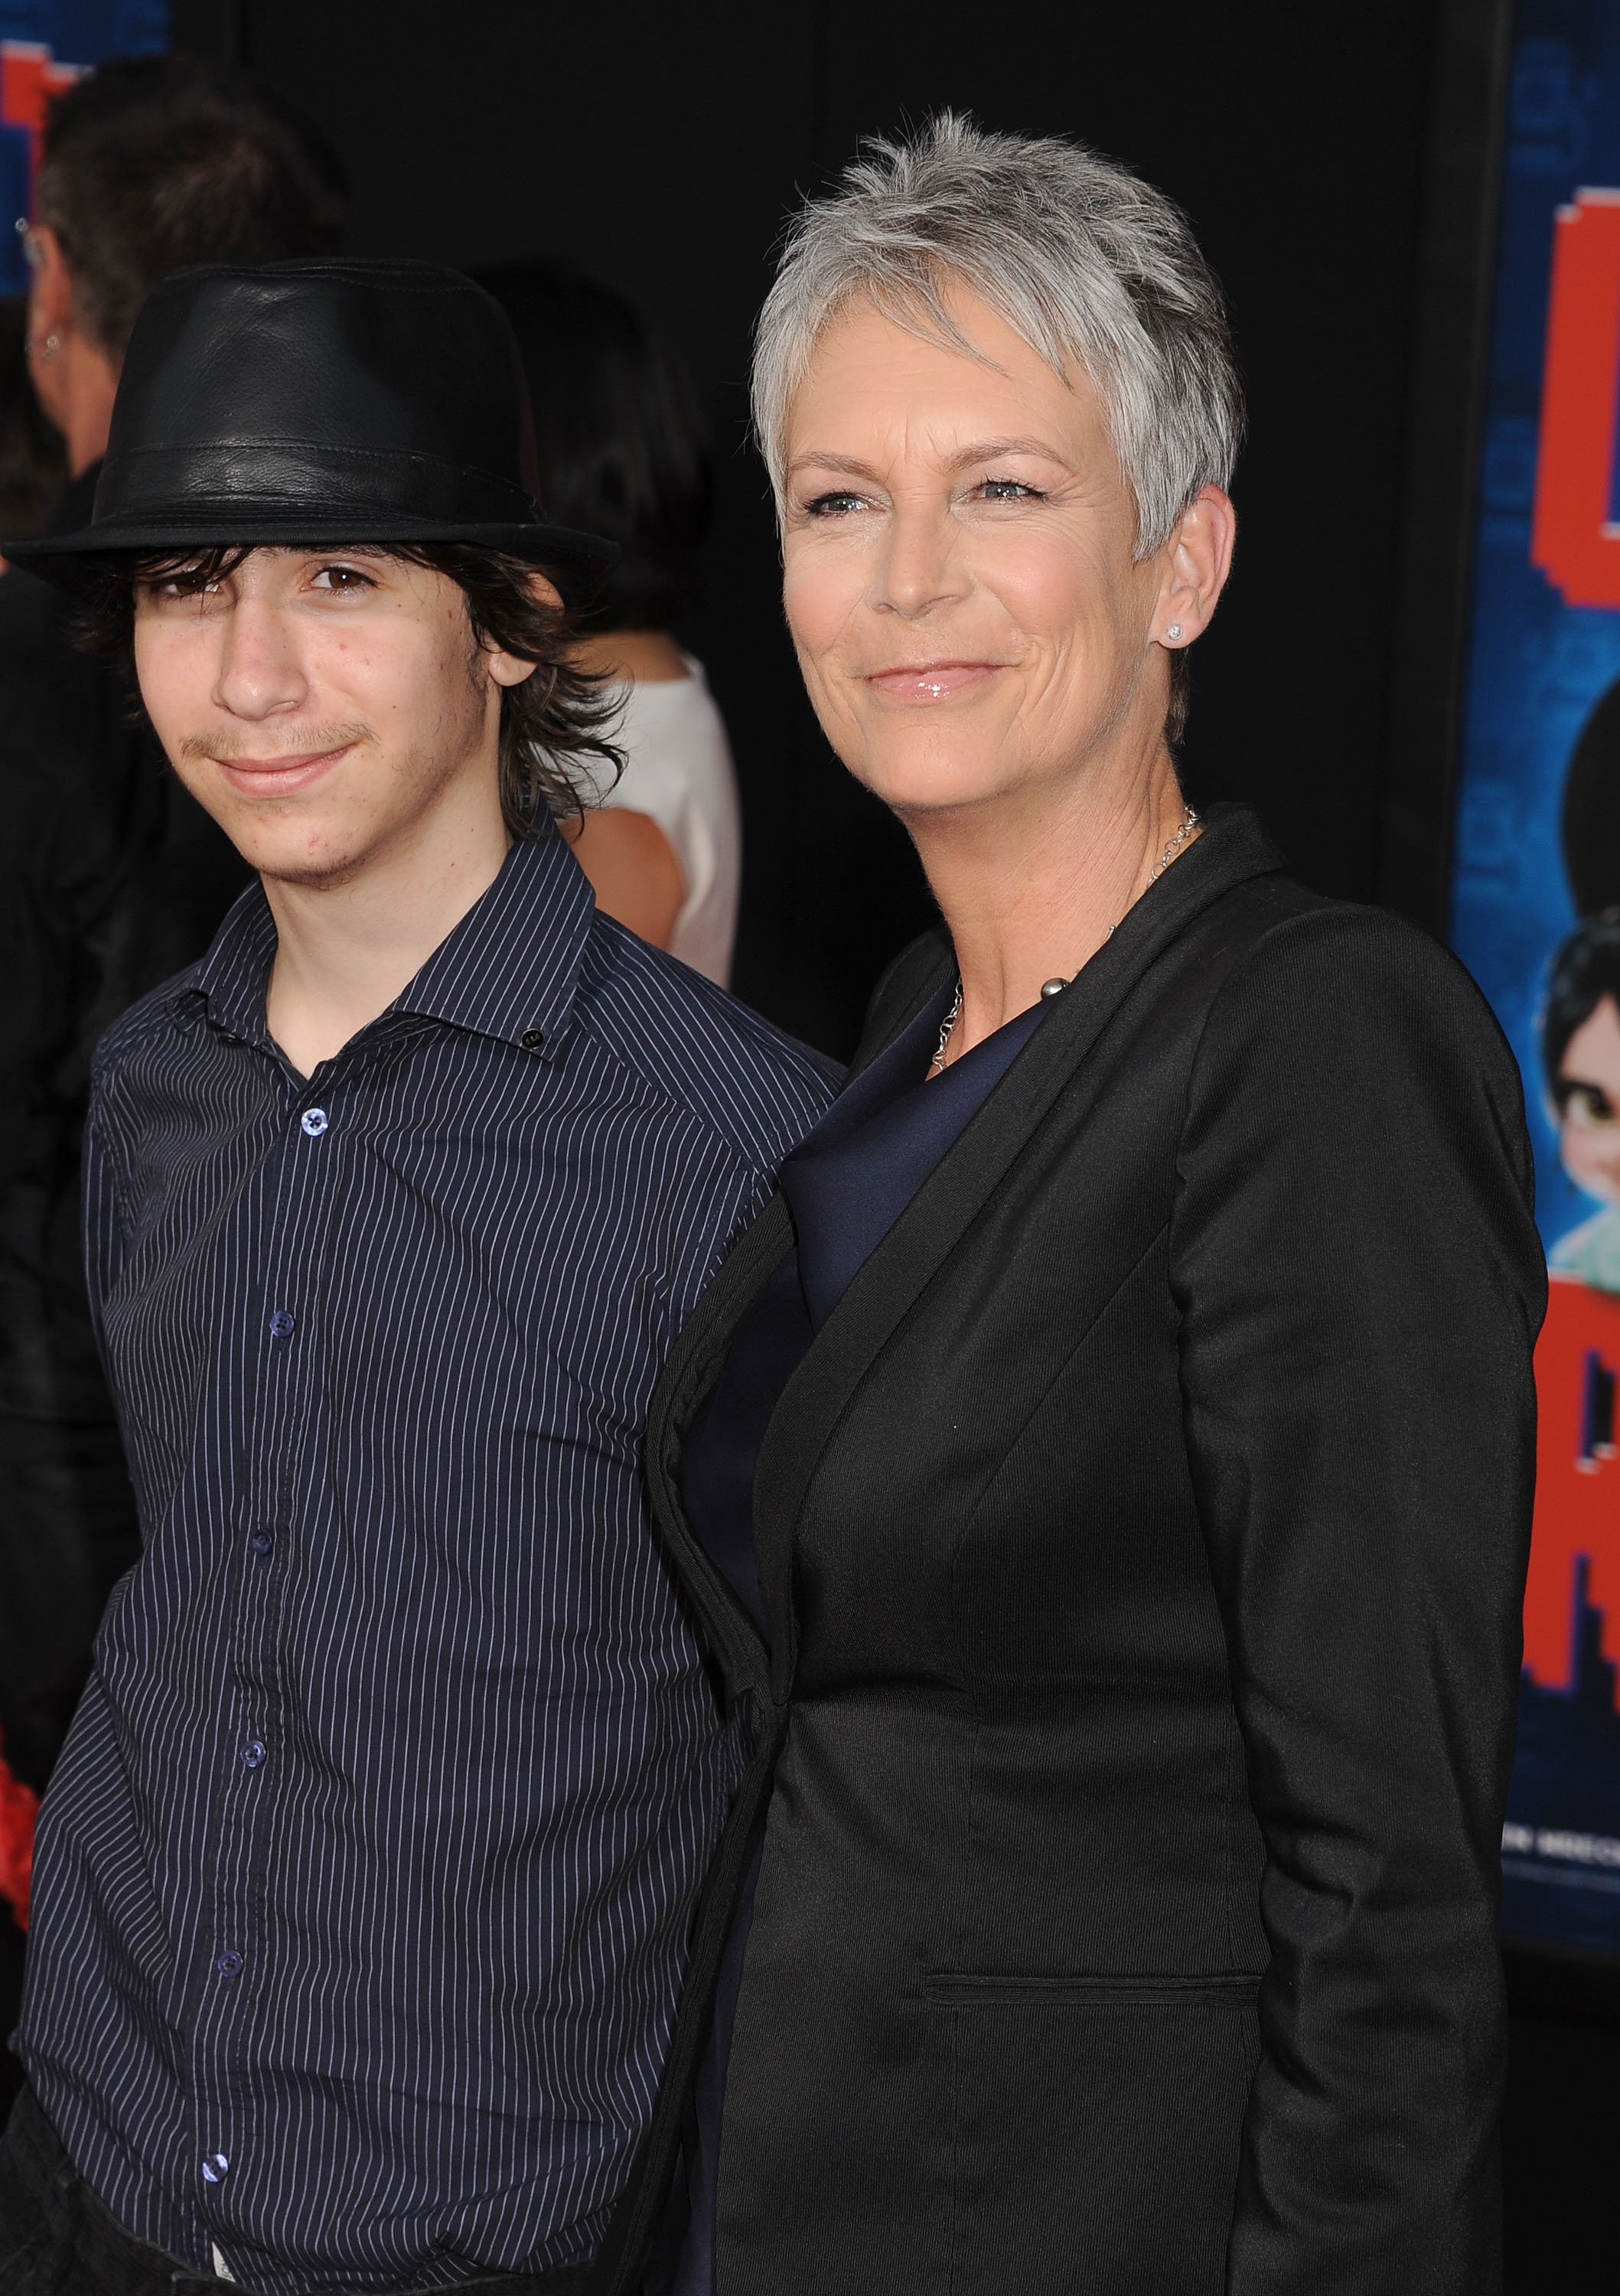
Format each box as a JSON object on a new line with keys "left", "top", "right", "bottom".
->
{"left": 1449, "top": 0, "right": 1620, "bottom": 1956}
{"left": 0, "top": 3, "right": 168, "bottom": 295}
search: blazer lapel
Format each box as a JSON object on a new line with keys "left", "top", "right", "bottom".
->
{"left": 750, "top": 806, "right": 1287, "bottom": 1695}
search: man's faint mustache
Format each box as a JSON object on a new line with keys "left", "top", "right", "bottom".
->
{"left": 175, "top": 724, "right": 373, "bottom": 764}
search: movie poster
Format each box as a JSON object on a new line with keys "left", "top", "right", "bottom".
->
{"left": 0, "top": 3, "right": 168, "bottom": 295}
{"left": 1449, "top": 0, "right": 1620, "bottom": 1955}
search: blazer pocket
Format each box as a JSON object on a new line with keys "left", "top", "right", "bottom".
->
{"left": 924, "top": 1968, "right": 1262, "bottom": 2007}
{"left": 931, "top": 1968, "right": 1263, "bottom": 2295}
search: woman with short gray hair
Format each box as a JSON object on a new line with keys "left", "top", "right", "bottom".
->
{"left": 649, "top": 116, "right": 1541, "bottom": 2296}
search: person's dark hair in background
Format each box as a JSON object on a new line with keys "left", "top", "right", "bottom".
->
{"left": 480, "top": 259, "right": 744, "bottom": 980}
{"left": 24, "top": 56, "right": 346, "bottom": 474}
{"left": 0, "top": 301, "right": 66, "bottom": 556}
{"left": 0, "top": 54, "right": 350, "bottom": 2057}
{"left": 480, "top": 258, "right": 713, "bottom": 634}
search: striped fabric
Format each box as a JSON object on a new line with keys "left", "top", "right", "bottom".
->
{"left": 14, "top": 830, "right": 837, "bottom": 2294}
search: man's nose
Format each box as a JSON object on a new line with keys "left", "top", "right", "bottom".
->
{"left": 210, "top": 596, "right": 308, "bottom": 720}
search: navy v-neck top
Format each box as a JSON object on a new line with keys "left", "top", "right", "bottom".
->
{"left": 680, "top": 982, "right": 1045, "bottom": 1640}
{"left": 671, "top": 980, "right": 1049, "bottom": 2294}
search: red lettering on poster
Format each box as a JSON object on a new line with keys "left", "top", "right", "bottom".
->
{"left": 1531, "top": 190, "right": 1620, "bottom": 612}
{"left": 0, "top": 41, "right": 83, "bottom": 190}
{"left": 1524, "top": 1275, "right": 1620, "bottom": 1699}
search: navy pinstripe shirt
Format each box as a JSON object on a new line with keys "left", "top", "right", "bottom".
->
{"left": 15, "top": 830, "right": 837, "bottom": 2293}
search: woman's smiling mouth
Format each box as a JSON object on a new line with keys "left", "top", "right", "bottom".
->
{"left": 865, "top": 661, "right": 1007, "bottom": 702}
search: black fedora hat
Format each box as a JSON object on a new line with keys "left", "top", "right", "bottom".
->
{"left": 5, "top": 257, "right": 616, "bottom": 601}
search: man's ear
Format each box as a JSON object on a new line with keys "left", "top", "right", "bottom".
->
{"left": 486, "top": 569, "right": 566, "bottom": 690}
{"left": 26, "top": 225, "right": 75, "bottom": 410}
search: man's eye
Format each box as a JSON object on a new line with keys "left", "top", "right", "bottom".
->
{"left": 803, "top": 491, "right": 866, "bottom": 518}
{"left": 979, "top": 478, "right": 1040, "bottom": 502}
{"left": 151, "top": 576, "right": 217, "bottom": 601}
{"left": 311, "top": 564, "right": 374, "bottom": 591}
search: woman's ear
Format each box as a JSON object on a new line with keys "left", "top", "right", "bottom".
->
{"left": 1156, "top": 484, "right": 1237, "bottom": 651}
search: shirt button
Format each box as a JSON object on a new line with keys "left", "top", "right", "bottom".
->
{"left": 239, "top": 1740, "right": 266, "bottom": 1771}
{"left": 200, "top": 2152, "right": 230, "bottom": 2185}
{"left": 520, "top": 1026, "right": 546, "bottom": 1052}
{"left": 248, "top": 1531, "right": 273, "bottom": 1557}
{"left": 300, "top": 1106, "right": 330, "bottom": 1137}
{"left": 214, "top": 1950, "right": 243, "bottom": 1982}
{"left": 266, "top": 1309, "right": 295, "bottom": 1341}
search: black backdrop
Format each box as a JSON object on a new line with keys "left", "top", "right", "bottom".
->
{"left": 124, "top": 2, "right": 1618, "bottom": 2281}
{"left": 180, "top": 0, "right": 1449, "bottom": 1055}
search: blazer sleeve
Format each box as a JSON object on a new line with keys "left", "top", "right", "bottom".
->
{"left": 1169, "top": 905, "right": 1545, "bottom": 2296}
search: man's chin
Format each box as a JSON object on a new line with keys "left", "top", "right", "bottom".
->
{"left": 233, "top": 830, "right": 372, "bottom": 892}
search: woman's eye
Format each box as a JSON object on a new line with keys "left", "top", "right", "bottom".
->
{"left": 803, "top": 491, "right": 866, "bottom": 519}
{"left": 979, "top": 478, "right": 1041, "bottom": 502}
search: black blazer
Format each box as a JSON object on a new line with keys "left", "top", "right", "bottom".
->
{"left": 637, "top": 807, "right": 1544, "bottom": 2296}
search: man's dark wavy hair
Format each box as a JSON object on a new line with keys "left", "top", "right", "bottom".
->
{"left": 73, "top": 542, "right": 623, "bottom": 839}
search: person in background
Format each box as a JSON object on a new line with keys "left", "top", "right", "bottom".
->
{"left": 0, "top": 57, "right": 347, "bottom": 1864}
{"left": 1544, "top": 912, "right": 1620, "bottom": 1290}
{"left": 0, "top": 300, "right": 66, "bottom": 564}
{"left": 481, "top": 259, "right": 742, "bottom": 983}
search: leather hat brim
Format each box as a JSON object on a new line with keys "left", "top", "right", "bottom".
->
{"left": 4, "top": 514, "right": 618, "bottom": 609}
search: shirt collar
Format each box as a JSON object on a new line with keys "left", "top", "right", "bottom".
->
{"left": 189, "top": 828, "right": 597, "bottom": 1058}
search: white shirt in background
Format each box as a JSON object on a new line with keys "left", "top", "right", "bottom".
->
{"left": 575, "top": 654, "right": 742, "bottom": 987}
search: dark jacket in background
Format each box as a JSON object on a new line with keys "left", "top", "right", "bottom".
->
{"left": 644, "top": 807, "right": 1545, "bottom": 2296}
{"left": 0, "top": 468, "right": 248, "bottom": 1791}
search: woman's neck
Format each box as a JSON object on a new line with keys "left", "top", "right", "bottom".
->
{"left": 911, "top": 745, "right": 1194, "bottom": 1064}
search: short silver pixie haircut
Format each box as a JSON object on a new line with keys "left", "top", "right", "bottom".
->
{"left": 751, "top": 114, "right": 1243, "bottom": 556}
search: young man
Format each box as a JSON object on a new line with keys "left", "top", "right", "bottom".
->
{"left": 0, "top": 259, "right": 836, "bottom": 2294}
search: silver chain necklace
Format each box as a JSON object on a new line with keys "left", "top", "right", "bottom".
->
{"left": 928, "top": 805, "right": 1198, "bottom": 1078}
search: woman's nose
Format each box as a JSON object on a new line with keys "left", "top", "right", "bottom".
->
{"left": 210, "top": 596, "right": 308, "bottom": 720}
{"left": 875, "top": 504, "right": 967, "bottom": 618}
